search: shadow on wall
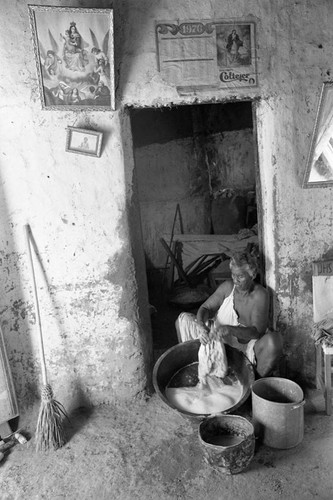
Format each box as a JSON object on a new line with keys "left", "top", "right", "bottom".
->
{"left": 26, "top": 228, "right": 92, "bottom": 412}
{"left": 118, "top": 109, "right": 154, "bottom": 393}
{"left": 0, "top": 180, "right": 93, "bottom": 417}
{"left": 113, "top": 0, "right": 163, "bottom": 104}
{"left": 0, "top": 173, "right": 37, "bottom": 414}
{"left": 322, "top": 248, "right": 333, "bottom": 260}
{"left": 281, "top": 334, "right": 313, "bottom": 391}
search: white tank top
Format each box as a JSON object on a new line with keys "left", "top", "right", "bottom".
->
{"left": 216, "top": 286, "right": 239, "bottom": 327}
{"left": 215, "top": 286, "right": 248, "bottom": 351}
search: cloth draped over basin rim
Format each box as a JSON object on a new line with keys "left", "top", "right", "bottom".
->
{"left": 153, "top": 339, "right": 255, "bottom": 419}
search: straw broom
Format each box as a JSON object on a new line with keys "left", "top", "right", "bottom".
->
{"left": 25, "top": 224, "right": 68, "bottom": 451}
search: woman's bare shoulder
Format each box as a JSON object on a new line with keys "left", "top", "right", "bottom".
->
{"left": 253, "top": 282, "right": 269, "bottom": 300}
{"left": 216, "top": 279, "right": 234, "bottom": 295}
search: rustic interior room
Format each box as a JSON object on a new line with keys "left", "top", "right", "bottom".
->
{"left": 0, "top": 0, "right": 333, "bottom": 498}
{"left": 130, "top": 100, "right": 266, "bottom": 369}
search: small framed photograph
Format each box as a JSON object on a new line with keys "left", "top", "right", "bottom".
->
{"left": 28, "top": 5, "right": 114, "bottom": 110}
{"left": 66, "top": 127, "right": 103, "bottom": 157}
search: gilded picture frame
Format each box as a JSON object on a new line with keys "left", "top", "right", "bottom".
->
{"left": 28, "top": 5, "right": 114, "bottom": 110}
{"left": 66, "top": 127, "right": 103, "bottom": 157}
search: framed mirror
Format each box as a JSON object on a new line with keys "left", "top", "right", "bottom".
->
{"left": 303, "top": 82, "right": 333, "bottom": 188}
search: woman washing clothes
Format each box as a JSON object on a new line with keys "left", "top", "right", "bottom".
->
{"left": 175, "top": 250, "right": 283, "bottom": 378}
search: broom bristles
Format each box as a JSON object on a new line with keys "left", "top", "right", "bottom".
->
{"left": 35, "top": 384, "right": 68, "bottom": 452}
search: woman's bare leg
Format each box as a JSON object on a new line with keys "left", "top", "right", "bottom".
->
{"left": 254, "top": 330, "right": 283, "bottom": 377}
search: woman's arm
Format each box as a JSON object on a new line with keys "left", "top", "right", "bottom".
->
{"left": 219, "top": 287, "right": 269, "bottom": 343}
{"left": 221, "top": 324, "right": 260, "bottom": 344}
{"left": 196, "top": 281, "right": 232, "bottom": 327}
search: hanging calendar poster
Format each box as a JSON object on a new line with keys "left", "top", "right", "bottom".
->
{"left": 156, "top": 19, "right": 257, "bottom": 91}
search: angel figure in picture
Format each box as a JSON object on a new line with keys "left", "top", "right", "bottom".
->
{"left": 39, "top": 29, "right": 63, "bottom": 78}
{"left": 91, "top": 46, "right": 108, "bottom": 67}
{"left": 94, "top": 58, "right": 109, "bottom": 87}
{"left": 44, "top": 50, "right": 62, "bottom": 76}
{"left": 87, "top": 28, "right": 110, "bottom": 88}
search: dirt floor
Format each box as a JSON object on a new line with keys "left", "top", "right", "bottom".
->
{"left": 1, "top": 295, "right": 332, "bottom": 500}
{"left": 0, "top": 386, "right": 332, "bottom": 500}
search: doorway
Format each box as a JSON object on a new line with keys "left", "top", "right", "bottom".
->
{"left": 130, "top": 101, "right": 262, "bottom": 356}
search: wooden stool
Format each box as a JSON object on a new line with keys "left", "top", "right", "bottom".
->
{"left": 316, "top": 343, "right": 333, "bottom": 415}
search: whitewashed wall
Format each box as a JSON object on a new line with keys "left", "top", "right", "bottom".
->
{"left": 1, "top": 0, "right": 332, "bottom": 412}
{"left": 121, "top": 0, "right": 333, "bottom": 380}
{"left": 0, "top": 0, "right": 152, "bottom": 411}
{"left": 119, "top": 0, "right": 333, "bottom": 381}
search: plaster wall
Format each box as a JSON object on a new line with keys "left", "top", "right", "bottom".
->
{"left": 118, "top": 0, "right": 333, "bottom": 383}
{"left": 1, "top": 0, "right": 333, "bottom": 413}
{"left": 0, "top": 0, "right": 152, "bottom": 411}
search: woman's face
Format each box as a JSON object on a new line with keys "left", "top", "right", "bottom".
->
{"left": 230, "top": 264, "right": 254, "bottom": 291}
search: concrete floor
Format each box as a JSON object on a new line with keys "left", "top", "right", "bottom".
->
{"left": 0, "top": 386, "right": 332, "bottom": 500}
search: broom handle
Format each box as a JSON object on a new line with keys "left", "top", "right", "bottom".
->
{"left": 25, "top": 224, "right": 48, "bottom": 386}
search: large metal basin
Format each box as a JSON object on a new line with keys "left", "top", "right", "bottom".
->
{"left": 153, "top": 339, "right": 255, "bottom": 419}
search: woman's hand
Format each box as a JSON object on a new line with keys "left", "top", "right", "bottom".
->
{"left": 199, "top": 329, "right": 210, "bottom": 345}
{"left": 196, "top": 321, "right": 210, "bottom": 345}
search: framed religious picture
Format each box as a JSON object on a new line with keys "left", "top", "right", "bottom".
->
{"left": 28, "top": 5, "right": 114, "bottom": 110}
{"left": 65, "top": 127, "right": 103, "bottom": 157}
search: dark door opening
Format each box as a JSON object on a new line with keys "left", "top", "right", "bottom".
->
{"left": 130, "top": 101, "right": 262, "bottom": 357}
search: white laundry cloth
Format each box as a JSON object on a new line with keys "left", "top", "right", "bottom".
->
{"left": 177, "top": 286, "right": 258, "bottom": 365}
{"left": 198, "top": 325, "right": 228, "bottom": 384}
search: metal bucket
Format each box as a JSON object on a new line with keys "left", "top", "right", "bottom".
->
{"left": 198, "top": 414, "right": 255, "bottom": 474}
{"left": 153, "top": 339, "right": 255, "bottom": 419}
{"left": 251, "top": 377, "right": 305, "bottom": 449}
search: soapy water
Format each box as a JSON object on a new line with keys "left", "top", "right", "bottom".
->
{"left": 165, "top": 363, "right": 243, "bottom": 415}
